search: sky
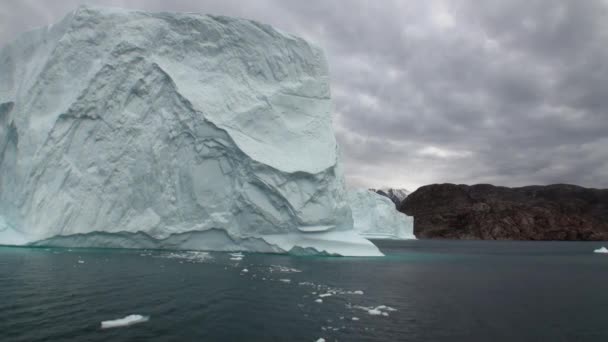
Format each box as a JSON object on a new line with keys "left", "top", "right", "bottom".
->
{"left": 1, "top": 0, "right": 608, "bottom": 191}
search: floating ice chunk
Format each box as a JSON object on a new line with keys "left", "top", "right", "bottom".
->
{"left": 351, "top": 290, "right": 364, "bottom": 295}
{"left": 279, "top": 279, "right": 291, "bottom": 284}
{"left": 242, "top": 268, "right": 249, "bottom": 273}
{"left": 269, "top": 265, "right": 302, "bottom": 273}
{"left": 351, "top": 304, "right": 395, "bottom": 317}
{"left": 100, "top": 314, "right": 149, "bottom": 329}
{"left": 594, "top": 246, "right": 608, "bottom": 254}
{"left": 299, "top": 282, "right": 316, "bottom": 287}
{"left": 315, "top": 299, "right": 323, "bottom": 304}
{"left": 318, "top": 293, "right": 332, "bottom": 298}
{"left": 162, "top": 251, "right": 212, "bottom": 263}
{"left": 78, "top": 260, "right": 85, "bottom": 264}
{"left": 352, "top": 317, "right": 359, "bottom": 321}
{"left": 316, "top": 338, "right": 326, "bottom": 342}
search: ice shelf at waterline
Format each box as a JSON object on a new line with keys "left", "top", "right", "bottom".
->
{"left": 0, "top": 6, "right": 382, "bottom": 256}
{"left": 348, "top": 190, "right": 416, "bottom": 240}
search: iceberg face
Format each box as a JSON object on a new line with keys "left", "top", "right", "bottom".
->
{"left": 0, "top": 6, "right": 382, "bottom": 256}
{"left": 348, "top": 189, "right": 416, "bottom": 240}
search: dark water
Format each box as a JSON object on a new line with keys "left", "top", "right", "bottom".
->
{"left": 2, "top": 240, "right": 608, "bottom": 341}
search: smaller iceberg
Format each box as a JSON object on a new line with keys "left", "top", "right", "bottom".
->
{"left": 348, "top": 189, "right": 416, "bottom": 239}
{"left": 594, "top": 246, "right": 608, "bottom": 254}
{"left": 100, "top": 314, "right": 149, "bottom": 329}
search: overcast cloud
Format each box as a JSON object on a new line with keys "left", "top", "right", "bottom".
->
{"left": 1, "top": 0, "right": 607, "bottom": 191}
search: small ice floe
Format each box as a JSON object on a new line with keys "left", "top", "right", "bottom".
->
{"left": 377, "top": 305, "right": 397, "bottom": 312}
{"left": 162, "top": 251, "right": 212, "bottom": 263}
{"left": 315, "top": 299, "right": 323, "bottom": 304}
{"left": 230, "top": 252, "right": 244, "bottom": 261}
{"left": 279, "top": 279, "right": 291, "bottom": 284}
{"left": 318, "top": 293, "right": 332, "bottom": 298}
{"left": 368, "top": 308, "right": 382, "bottom": 315}
{"left": 352, "top": 317, "right": 359, "bottom": 321}
{"left": 350, "top": 290, "right": 364, "bottom": 295}
{"left": 594, "top": 246, "right": 608, "bottom": 254}
{"left": 269, "top": 265, "right": 302, "bottom": 273}
{"left": 315, "top": 338, "right": 326, "bottom": 342}
{"left": 350, "top": 304, "right": 396, "bottom": 317}
{"left": 78, "top": 260, "right": 85, "bottom": 264}
{"left": 298, "top": 281, "right": 316, "bottom": 287}
{"left": 100, "top": 314, "right": 149, "bottom": 329}
{"left": 242, "top": 268, "right": 249, "bottom": 273}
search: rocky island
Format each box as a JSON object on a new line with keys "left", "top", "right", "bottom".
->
{"left": 401, "top": 183, "right": 608, "bottom": 240}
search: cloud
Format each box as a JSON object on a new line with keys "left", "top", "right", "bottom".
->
{"left": 2, "top": 0, "right": 607, "bottom": 190}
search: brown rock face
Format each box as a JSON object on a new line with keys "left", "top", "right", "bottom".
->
{"left": 400, "top": 184, "right": 608, "bottom": 240}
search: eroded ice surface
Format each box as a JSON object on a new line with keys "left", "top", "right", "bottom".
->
{"left": 0, "top": 6, "right": 382, "bottom": 256}
{"left": 348, "top": 189, "right": 415, "bottom": 240}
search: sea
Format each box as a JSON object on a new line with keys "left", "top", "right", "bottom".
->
{"left": 1, "top": 240, "right": 607, "bottom": 341}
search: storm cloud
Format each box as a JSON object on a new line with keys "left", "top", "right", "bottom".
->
{"left": 1, "top": 0, "right": 607, "bottom": 190}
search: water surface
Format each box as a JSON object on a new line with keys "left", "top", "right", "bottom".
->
{"left": 1, "top": 240, "right": 608, "bottom": 341}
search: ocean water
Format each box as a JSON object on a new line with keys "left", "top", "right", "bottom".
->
{"left": 1, "top": 240, "right": 608, "bottom": 341}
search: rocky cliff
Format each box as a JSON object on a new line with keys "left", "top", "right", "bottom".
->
{"left": 400, "top": 183, "right": 608, "bottom": 240}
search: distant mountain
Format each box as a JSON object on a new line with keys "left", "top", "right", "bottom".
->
{"left": 400, "top": 183, "right": 608, "bottom": 240}
{"left": 369, "top": 188, "right": 410, "bottom": 208}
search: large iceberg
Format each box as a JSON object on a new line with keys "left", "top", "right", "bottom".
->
{"left": 0, "top": 6, "right": 382, "bottom": 256}
{"left": 348, "top": 189, "right": 416, "bottom": 240}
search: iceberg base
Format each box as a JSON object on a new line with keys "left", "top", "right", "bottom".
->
{"left": 26, "top": 229, "right": 384, "bottom": 257}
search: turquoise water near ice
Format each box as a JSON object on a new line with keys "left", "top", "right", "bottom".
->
{"left": 2, "top": 240, "right": 608, "bottom": 341}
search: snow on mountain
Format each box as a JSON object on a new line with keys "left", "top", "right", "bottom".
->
{"left": 0, "top": 6, "right": 382, "bottom": 256}
{"left": 348, "top": 189, "right": 415, "bottom": 240}
{"left": 370, "top": 188, "right": 410, "bottom": 207}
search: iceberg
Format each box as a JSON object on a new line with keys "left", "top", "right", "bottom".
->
{"left": 348, "top": 189, "right": 416, "bottom": 240}
{"left": 0, "top": 6, "right": 382, "bottom": 256}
